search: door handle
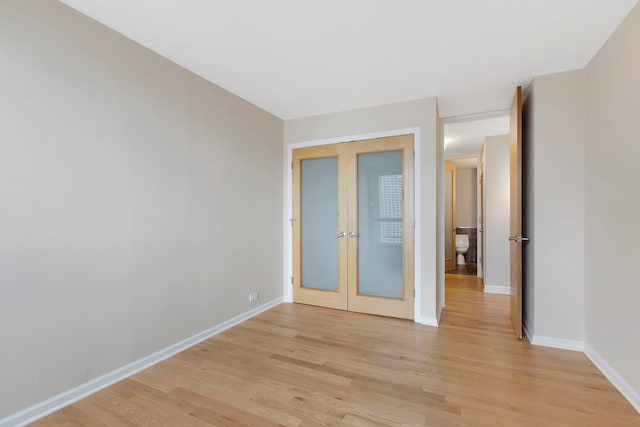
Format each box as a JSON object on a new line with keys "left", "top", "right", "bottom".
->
{"left": 508, "top": 235, "right": 529, "bottom": 243}
{"left": 337, "top": 231, "right": 346, "bottom": 238}
{"left": 349, "top": 232, "right": 359, "bottom": 238}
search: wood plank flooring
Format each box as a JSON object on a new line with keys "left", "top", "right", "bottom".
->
{"left": 33, "top": 275, "right": 640, "bottom": 426}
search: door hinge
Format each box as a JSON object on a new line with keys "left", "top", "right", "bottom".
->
{"left": 291, "top": 161, "right": 293, "bottom": 170}
{"left": 290, "top": 276, "right": 293, "bottom": 284}
{"left": 413, "top": 289, "right": 415, "bottom": 298}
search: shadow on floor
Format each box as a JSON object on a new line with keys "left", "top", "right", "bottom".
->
{"left": 446, "top": 262, "right": 477, "bottom": 276}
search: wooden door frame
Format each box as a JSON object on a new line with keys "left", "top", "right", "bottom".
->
{"left": 285, "top": 127, "right": 424, "bottom": 323}
{"left": 444, "top": 161, "right": 456, "bottom": 272}
{"left": 479, "top": 167, "right": 485, "bottom": 280}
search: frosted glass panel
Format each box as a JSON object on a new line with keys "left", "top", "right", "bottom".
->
{"left": 357, "top": 151, "right": 403, "bottom": 299}
{"left": 301, "top": 157, "right": 338, "bottom": 291}
{"left": 445, "top": 169, "right": 453, "bottom": 258}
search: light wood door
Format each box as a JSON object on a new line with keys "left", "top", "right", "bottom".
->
{"left": 346, "top": 136, "right": 414, "bottom": 319}
{"left": 444, "top": 161, "right": 457, "bottom": 272}
{"left": 480, "top": 170, "right": 485, "bottom": 279}
{"left": 509, "top": 86, "right": 524, "bottom": 339}
{"left": 292, "top": 144, "right": 348, "bottom": 310}
{"left": 292, "top": 135, "right": 414, "bottom": 320}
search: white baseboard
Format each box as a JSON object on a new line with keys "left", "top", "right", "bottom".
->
{"left": 523, "top": 321, "right": 534, "bottom": 343}
{"left": 585, "top": 344, "right": 640, "bottom": 413}
{"left": 528, "top": 334, "right": 584, "bottom": 352}
{"left": 0, "top": 297, "right": 284, "bottom": 427}
{"left": 523, "top": 322, "right": 637, "bottom": 413}
{"left": 415, "top": 315, "right": 438, "bottom": 327}
{"left": 523, "top": 320, "right": 584, "bottom": 351}
{"left": 484, "top": 285, "right": 510, "bottom": 295}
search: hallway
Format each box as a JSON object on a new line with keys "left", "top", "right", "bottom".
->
{"left": 444, "top": 263, "right": 477, "bottom": 276}
{"left": 34, "top": 276, "right": 640, "bottom": 426}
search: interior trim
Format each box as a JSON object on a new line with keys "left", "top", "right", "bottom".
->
{"left": 284, "top": 127, "right": 424, "bottom": 322}
{"left": 483, "top": 284, "right": 511, "bottom": 295}
{"left": 585, "top": 344, "right": 640, "bottom": 413}
{"left": 0, "top": 297, "right": 284, "bottom": 427}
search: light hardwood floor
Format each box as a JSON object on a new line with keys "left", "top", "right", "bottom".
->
{"left": 33, "top": 275, "right": 640, "bottom": 426}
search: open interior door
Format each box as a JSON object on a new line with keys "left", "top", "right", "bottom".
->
{"left": 509, "top": 86, "right": 525, "bottom": 339}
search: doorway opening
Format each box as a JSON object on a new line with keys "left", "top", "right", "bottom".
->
{"left": 445, "top": 156, "right": 479, "bottom": 277}
{"left": 441, "top": 113, "right": 510, "bottom": 310}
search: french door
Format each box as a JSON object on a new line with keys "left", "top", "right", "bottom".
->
{"left": 292, "top": 135, "right": 414, "bottom": 319}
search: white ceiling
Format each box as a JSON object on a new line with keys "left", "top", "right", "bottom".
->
{"left": 60, "top": 0, "right": 638, "bottom": 120}
{"left": 444, "top": 115, "right": 509, "bottom": 159}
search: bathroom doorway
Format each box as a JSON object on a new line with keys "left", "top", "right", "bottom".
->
{"left": 442, "top": 114, "right": 510, "bottom": 283}
{"left": 444, "top": 157, "right": 478, "bottom": 276}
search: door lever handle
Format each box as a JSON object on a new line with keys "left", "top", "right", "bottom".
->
{"left": 508, "top": 235, "right": 529, "bottom": 243}
{"left": 337, "top": 231, "right": 346, "bottom": 238}
{"left": 349, "top": 232, "right": 359, "bottom": 238}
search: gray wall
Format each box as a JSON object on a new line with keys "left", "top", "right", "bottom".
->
{"left": 0, "top": 0, "right": 283, "bottom": 418}
{"left": 522, "top": 1, "right": 640, "bottom": 405}
{"left": 483, "top": 135, "right": 510, "bottom": 293}
{"left": 585, "top": 0, "right": 640, "bottom": 400}
{"left": 523, "top": 70, "right": 586, "bottom": 343}
{"left": 456, "top": 168, "right": 477, "bottom": 228}
{"left": 284, "top": 98, "right": 440, "bottom": 322}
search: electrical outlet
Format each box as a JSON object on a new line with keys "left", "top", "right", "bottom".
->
{"left": 249, "top": 292, "right": 259, "bottom": 303}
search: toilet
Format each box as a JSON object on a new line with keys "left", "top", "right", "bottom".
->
{"left": 455, "top": 234, "right": 469, "bottom": 265}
